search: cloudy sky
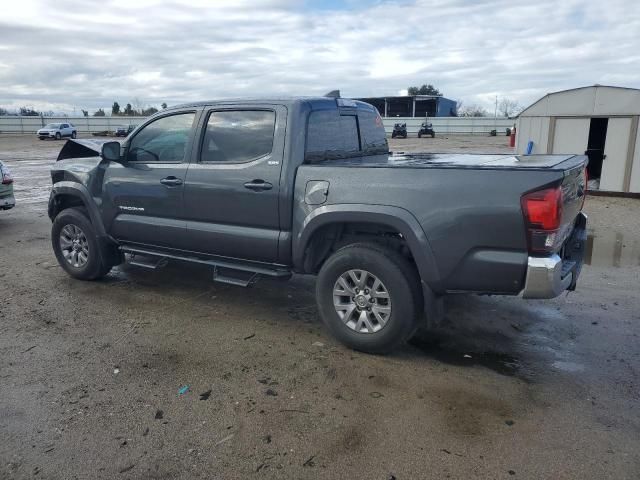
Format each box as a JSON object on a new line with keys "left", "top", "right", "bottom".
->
{"left": 1, "top": 0, "right": 638, "bottom": 114}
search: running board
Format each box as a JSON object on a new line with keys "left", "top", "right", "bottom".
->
{"left": 213, "top": 267, "right": 259, "bottom": 287}
{"left": 128, "top": 254, "right": 168, "bottom": 270}
{"left": 119, "top": 245, "right": 291, "bottom": 285}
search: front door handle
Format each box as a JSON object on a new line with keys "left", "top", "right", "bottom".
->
{"left": 160, "top": 176, "right": 183, "bottom": 187}
{"left": 244, "top": 179, "right": 273, "bottom": 191}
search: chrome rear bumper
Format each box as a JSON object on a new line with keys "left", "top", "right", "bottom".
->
{"left": 522, "top": 212, "right": 587, "bottom": 299}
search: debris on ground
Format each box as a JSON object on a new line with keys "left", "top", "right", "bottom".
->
{"left": 505, "top": 420, "right": 515, "bottom": 426}
{"left": 214, "top": 434, "right": 234, "bottom": 446}
{"left": 369, "top": 392, "right": 383, "bottom": 398}
{"left": 265, "top": 388, "right": 278, "bottom": 396}
{"left": 243, "top": 333, "right": 255, "bottom": 340}
{"left": 199, "top": 390, "right": 212, "bottom": 401}
{"left": 119, "top": 464, "right": 135, "bottom": 473}
{"left": 303, "top": 455, "right": 316, "bottom": 467}
{"left": 178, "top": 385, "right": 190, "bottom": 395}
{"left": 154, "top": 410, "right": 163, "bottom": 420}
{"left": 312, "top": 341, "right": 324, "bottom": 347}
{"left": 463, "top": 354, "right": 472, "bottom": 358}
{"left": 113, "top": 368, "right": 120, "bottom": 374}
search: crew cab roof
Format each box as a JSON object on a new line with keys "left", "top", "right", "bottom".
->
{"left": 170, "top": 97, "right": 376, "bottom": 112}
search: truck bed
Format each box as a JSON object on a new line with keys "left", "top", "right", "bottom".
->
{"left": 295, "top": 153, "right": 587, "bottom": 295}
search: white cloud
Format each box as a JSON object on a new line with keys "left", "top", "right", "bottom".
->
{"left": 0, "top": 0, "right": 638, "bottom": 114}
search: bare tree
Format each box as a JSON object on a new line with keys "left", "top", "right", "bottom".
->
{"left": 498, "top": 98, "right": 522, "bottom": 118}
{"left": 459, "top": 104, "right": 488, "bottom": 117}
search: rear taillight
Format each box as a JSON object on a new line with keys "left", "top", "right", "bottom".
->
{"left": 1, "top": 168, "right": 13, "bottom": 185}
{"left": 521, "top": 186, "right": 563, "bottom": 253}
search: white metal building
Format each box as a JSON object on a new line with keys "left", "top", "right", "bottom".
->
{"left": 516, "top": 85, "right": 640, "bottom": 193}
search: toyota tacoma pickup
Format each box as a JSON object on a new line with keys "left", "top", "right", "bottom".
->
{"left": 48, "top": 97, "right": 588, "bottom": 353}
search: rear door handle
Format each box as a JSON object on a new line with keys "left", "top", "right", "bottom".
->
{"left": 244, "top": 179, "right": 273, "bottom": 191}
{"left": 160, "top": 176, "right": 183, "bottom": 186}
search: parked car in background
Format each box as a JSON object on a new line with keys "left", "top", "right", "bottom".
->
{"left": 391, "top": 122, "right": 407, "bottom": 138}
{"left": 0, "top": 161, "right": 15, "bottom": 210}
{"left": 37, "top": 123, "right": 77, "bottom": 140}
{"left": 115, "top": 125, "right": 136, "bottom": 137}
{"left": 418, "top": 121, "right": 435, "bottom": 138}
{"left": 48, "top": 97, "right": 588, "bottom": 353}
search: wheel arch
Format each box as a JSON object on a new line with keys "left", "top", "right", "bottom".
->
{"left": 293, "top": 204, "right": 441, "bottom": 290}
{"left": 49, "top": 182, "right": 106, "bottom": 236}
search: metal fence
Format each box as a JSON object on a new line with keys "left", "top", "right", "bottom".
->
{"left": 0, "top": 115, "right": 146, "bottom": 134}
{"left": 382, "top": 117, "right": 514, "bottom": 135}
{"left": 0, "top": 115, "right": 514, "bottom": 136}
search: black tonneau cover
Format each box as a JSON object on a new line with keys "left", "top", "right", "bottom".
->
{"left": 317, "top": 153, "right": 587, "bottom": 171}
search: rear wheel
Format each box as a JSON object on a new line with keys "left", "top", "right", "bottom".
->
{"left": 39, "top": 137, "right": 45, "bottom": 140}
{"left": 52, "top": 208, "right": 112, "bottom": 280}
{"left": 431, "top": 132, "right": 435, "bottom": 138}
{"left": 316, "top": 243, "right": 422, "bottom": 354}
{"left": 71, "top": 131, "right": 77, "bottom": 139}
{"left": 418, "top": 132, "right": 422, "bottom": 138}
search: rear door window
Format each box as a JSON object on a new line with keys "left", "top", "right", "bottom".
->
{"left": 200, "top": 110, "right": 276, "bottom": 163}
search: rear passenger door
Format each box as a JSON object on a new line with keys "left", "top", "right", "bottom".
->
{"left": 183, "top": 105, "right": 286, "bottom": 263}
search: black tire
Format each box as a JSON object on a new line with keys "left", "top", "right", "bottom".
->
{"left": 316, "top": 243, "right": 422, "bottom": 354}
{"left": 391, "top": 133, "right": 396, "bottom": 138}
{"left": 55, "top": 132, "right": 61, "bottom": 140}
{"left": 418, "top": 132, "right": 422, "bottom": 138}
{"left": 51, "top": 207, "right": 112, "bottom": 280}
{"left": 39, "top": 137, "right": 45, "bottom": 140}
{"left": 71, "top": 131, "right": 77, "bottom": 139}
{"left": 431, "top": 132, "right": 435, "bottom": 138}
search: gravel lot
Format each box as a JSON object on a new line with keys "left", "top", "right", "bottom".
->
{"left": 1, "top": 134, "right": 639, "bottom": 479}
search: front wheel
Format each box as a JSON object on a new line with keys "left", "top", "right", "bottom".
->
{"left": 418, "top": 132, "right": 422, "bottom": 138}
{"left": 51, "top": 208, "right": 112, "bottom": 280}
{"left": 316, "top": 243, "right": 422, "bottom": 354}
{"left": 431, "top": 132, "right": 435, "bottom": 138}
{"left": 55, "top": 132, "right": 61, "bottom": 140}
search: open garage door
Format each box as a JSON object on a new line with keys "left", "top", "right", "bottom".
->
{"left": 600, "top": 117, "right": 632, "bottom": 192}
{"left": 552, "top": 118, "right": 590, "bottom": 155}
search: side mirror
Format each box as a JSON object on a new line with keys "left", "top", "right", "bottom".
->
{"left": 101, "top": 141, "right": 122, "bottom": 162}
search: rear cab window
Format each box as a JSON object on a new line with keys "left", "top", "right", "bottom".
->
{"left": 305, "top": 101, "right": 388, "bottom": 163}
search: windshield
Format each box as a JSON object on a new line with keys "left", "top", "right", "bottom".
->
{"left": 44, "top": 123, "right": 61, "bottom": 129}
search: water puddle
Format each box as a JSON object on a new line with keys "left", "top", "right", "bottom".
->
{"left": 551, "top": 361, "right": 585, "bottom": 373}
{"left": 408, "top": 336, "right": 522, "bottom": 378}
{"left": 585, "top": 229, "right": 640, "bottom": 267}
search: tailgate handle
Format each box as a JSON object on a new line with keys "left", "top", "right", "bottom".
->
{"left": 244, "top": 179, "right": 273, "bottom": 191}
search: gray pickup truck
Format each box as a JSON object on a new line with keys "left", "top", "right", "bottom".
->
{"left": 48, "top": 97, "right": 588, "bottom": 353}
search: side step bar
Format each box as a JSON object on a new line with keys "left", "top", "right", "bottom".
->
{"left": 120, "top": 245, "right": 291, "bottom": 286}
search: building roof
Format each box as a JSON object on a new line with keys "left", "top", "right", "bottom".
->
{"left": 519, "top": 85, "right": 640, "bottom": 117}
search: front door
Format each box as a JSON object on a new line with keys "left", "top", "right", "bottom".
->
{"left": 183, "top": 105, "right": 286, "bottom": 263}
{"left": 104, "top": 110, "right": 199, "bottom": 249}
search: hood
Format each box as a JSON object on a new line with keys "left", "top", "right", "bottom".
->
{"left": 57, "top": 138, "right": 113, "bottom": 161}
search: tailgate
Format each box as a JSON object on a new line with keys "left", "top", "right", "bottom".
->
{"left": 557, "top": 158, "right": 588, "bottom": 247}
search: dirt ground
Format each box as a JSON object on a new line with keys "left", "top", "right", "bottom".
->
{"left": 1, "top": 134, "right": 639, "bottom": 479}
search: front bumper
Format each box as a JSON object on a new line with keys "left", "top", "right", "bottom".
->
{"left": 37, "top": 132, "right": 54, "bottom": 138}
{"left": 522, "top": 212, "right": 587, "bottom": 299}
